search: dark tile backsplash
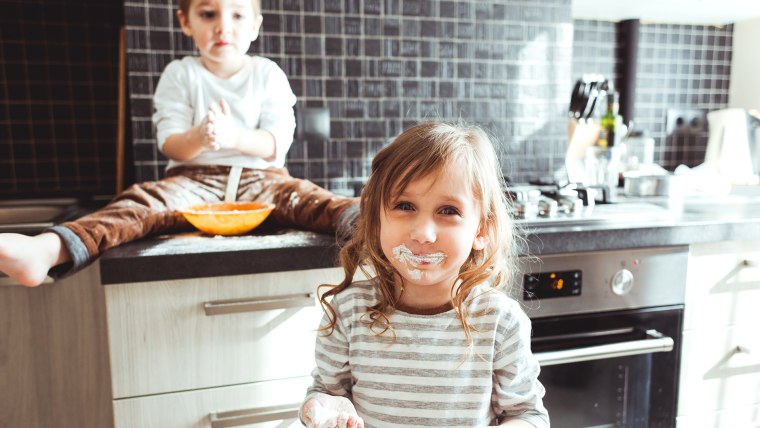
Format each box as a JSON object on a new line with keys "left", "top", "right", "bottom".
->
{"left": 1, "top": 1, "right": 735, "bottom": 199}
{"left": 0, "top": 0, "right": 123, "bottom": 199}
{"left": 573, "top": 20, "right": 733, "bottom": 170}
{"left": 125, "top": 0, "right": 575, "bottom": 189}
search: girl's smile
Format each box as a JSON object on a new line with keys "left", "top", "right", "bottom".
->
{"left": 392, "top": 243, "right": 446, "bottom": 267}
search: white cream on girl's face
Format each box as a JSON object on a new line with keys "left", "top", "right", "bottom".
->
{"left": 392, "top": 243, "right": 446, "bottom": 280}
{"left": 178, "top": 0, "right": 263, "bottom": 78}
{"left": 380, "top": 163, "right": 486, "bottom": 305}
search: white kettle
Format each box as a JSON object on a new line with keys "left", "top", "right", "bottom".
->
{"left": 705, "top": 108, "right": 760, "bottom": 185}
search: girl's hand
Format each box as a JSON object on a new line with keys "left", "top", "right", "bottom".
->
{"left": 303, "top": 393, "right": 364, "bottom": 428}
{"left": 202, "top": 99, "right": 239, "bottom": 151}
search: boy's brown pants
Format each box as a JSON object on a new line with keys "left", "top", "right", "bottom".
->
{"left": 56, "top": 165, "right": 358, "bottom": 270}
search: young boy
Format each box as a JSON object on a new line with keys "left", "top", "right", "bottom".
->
{"left": 0, "top": 0, "right": 358, "bottom": 287}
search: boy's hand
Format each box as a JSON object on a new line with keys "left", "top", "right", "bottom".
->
{"left": 303, "top": 393, "right": 364, "bottom": 428}
{"left": 202, "top": 99, "right": 239, "bottom": 151}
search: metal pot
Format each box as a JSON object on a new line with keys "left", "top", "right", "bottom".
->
{"left": 623, "top": 172, "right": 681, "bottom": 196}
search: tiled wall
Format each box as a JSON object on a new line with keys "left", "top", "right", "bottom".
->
{"left": 125, "top": 0, "right": 574, "bottom": 189}
{"left": 573, "top": 20, "right": 733, "bottom": 170}
{"left": 1, "top": 1, "right": 736, "bottom": 200}
{"left": 0, "top": 0, "right": 122, "bottom": 199}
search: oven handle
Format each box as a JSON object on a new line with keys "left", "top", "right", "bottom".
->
{"left": 535, "top": 329, "right": 674, "bottom": 366}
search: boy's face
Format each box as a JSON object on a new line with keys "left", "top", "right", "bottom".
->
{"left": 178, "top": 0, "right": 262, "bottom": 74}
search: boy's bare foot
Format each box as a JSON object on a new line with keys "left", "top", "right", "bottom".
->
{"left": 0, "top": 232, "right": 68, "bottom": 287}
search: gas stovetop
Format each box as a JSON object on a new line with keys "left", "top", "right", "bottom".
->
{"left": 506, "top": 183, "right": 675, "bottom": 228}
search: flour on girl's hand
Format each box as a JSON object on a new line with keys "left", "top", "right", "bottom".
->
{"left": 307, "top": 405, "right": 348, "bottom": 428}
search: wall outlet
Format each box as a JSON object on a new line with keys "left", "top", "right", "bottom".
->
{"left": 665, "top": 108, "right": 706, "bottom": 135}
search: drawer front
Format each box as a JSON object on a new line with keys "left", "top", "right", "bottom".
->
{"left": 113, "top": 376, "right": 311, "bottom": 428}
{"left": 678, "top": 325, "right": 760, "bottom": 415}
{"left": 685, "top": 241, "right": 760, "bottom": 331}
{"left": 106, "top": 268, "right": 343, "bottom": 398}
{"left": 676, "top": 403, "right": 760, "bottom": 428}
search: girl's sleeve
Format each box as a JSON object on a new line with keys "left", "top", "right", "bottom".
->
{"left": 259, "top": 62, "right": 297, "bottom": 166}
{"left": 152, "top": 60, "right": 194, "bottom": 152}
{"left": 493, "top": 304, "right": 550, "bottom": 427}
{"left": 299, "top": 298, "right": 353, "bottom": 420}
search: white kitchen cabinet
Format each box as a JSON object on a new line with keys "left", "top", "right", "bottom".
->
{"left": 677, "top": 239, "right": 760, "bottom": 427}
{"left": 113, "top": 376, "right": 311, "bottom": 428}
{"left": 106, "top": 266, "right": 342, "bottom": 426}
{"left": 0, "top": 264, "right": 113, "bottom": 428}
{"left": 0, "top": 264, "right": 344, "bottom": 428}
{"left": 677, "top": 403, "right": 760, "bottom": 428}
{"left": 105, "top": 268, "right": 340, "bottom": 398}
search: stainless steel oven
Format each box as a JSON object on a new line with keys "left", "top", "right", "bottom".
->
{"left": 519, "top": 246, "right": 687, "bottom": 428}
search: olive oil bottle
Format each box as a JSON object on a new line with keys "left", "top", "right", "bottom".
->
{"left": 598, "top": 92, "right": 621, "bottom": 147}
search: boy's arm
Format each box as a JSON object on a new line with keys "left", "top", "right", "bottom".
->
{"left": 161, "top": 100, "right": 277, "bottom": 162}
{"left": 205, "top": 99, "right": 278, "bottom": 160}
{"left": 160, "top": 123, "right": 211, "bottom": 161}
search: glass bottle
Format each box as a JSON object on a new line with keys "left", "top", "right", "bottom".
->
{"left": 600, "top": 92, "right": 621, "bottom": 147}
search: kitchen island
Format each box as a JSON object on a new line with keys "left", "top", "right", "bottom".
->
{"left": 98, "top": 190, "right": 760, "bottom": 284}
{"left": 3, "top": 189, "right": 760, "bottom": 428}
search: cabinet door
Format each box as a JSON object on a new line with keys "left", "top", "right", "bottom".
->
{"left": 113, "top": 376, "right": 311, "bottom": 428}
{"left": 0, "top": 264, "right": 113, "bottom": 428}
{"left": 106, "top": 268, "right": 343, "bottom": 398}
{"left": 676, "top": 403, "right": 760, "bottom": 428}
{"left": 684, "top": 240, "right": 760, "bottom": 331}
{"left": 678, "top": 324, "right": 760, "bottom": 416}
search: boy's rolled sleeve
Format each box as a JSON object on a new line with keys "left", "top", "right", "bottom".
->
{"left": 258, "top": 64, "right": 297, "bottom": 166}
{"left": 152, "top": 61, "right": 194, "bottom": 152}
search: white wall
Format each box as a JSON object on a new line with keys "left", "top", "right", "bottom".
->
{"left": 729, "top": 17, "right": 760, "bottom": 111}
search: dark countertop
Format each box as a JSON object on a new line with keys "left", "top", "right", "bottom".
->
{"left": 99, "top": 189, "right": 760, "bottom": 285}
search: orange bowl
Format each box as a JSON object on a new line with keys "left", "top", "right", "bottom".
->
{"left": 178, "top": 202, "right": 274, "bottom": 236}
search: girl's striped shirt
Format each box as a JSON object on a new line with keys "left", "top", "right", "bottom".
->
{"left": 304, "top": 280, "right": 549, "bottom": 428}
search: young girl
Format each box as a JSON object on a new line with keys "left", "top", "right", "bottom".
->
{"left": 300, "top": 122, "right": 549, "bottom": 428}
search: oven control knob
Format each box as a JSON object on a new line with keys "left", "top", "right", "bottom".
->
{"left": 611, "top": 269, "right": 634, "bottom": 295}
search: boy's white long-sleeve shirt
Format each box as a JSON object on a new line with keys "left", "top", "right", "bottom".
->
{"left": 152, "top": 55, "right": 297, "bottom": 171}
{"left": 304, "top": 280, "right": 550, "bottom": 428}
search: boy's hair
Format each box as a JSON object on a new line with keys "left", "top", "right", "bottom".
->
{"left": 319, "top": 122, "right": 518, "bottom": 342}
{"left": 179, "top": 0, "right": 261, "bottom": 15}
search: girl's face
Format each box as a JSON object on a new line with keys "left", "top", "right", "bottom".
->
{"left": 178, "top": 0, "right": 262, "bottom": 77}
{"left": 379, "top": 163, "right": 486, "bottom": 306}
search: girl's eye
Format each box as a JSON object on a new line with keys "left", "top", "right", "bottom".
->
{"left": 199, "top": 10, "right": 215, "bottom": 19}
{"left": 234, "top": 12, "right": 246, "bottom": 20}
{"left": 393, "top": 201, "right": 414, "bottom": 211}
{"left": 440, "top": 206, "right": 461, "bottom": 216}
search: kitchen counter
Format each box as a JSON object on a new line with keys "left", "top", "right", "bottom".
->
{"left": 99, "top": 189, "right": 760, "bottom": 285}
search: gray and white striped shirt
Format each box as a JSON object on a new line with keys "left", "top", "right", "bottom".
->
{"left": 305, "top": 280, "right": 549, "bottom": 427}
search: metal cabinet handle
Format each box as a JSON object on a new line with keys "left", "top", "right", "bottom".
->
{"left": 535, "top": 329, "right": 674, "bottom": 366}
{"left": 210, "top": 403, "right": 300, "bottom": 427}
{"left": 710, "top": 258, "right": 760, "bottom": 293}
{"left": 704, "top": 345, "right": 760, "bottom": 379}
{"left": 203, "top": 293, "right": 315, "bottom": 316}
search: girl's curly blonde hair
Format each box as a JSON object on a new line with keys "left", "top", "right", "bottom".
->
{"left": 318, "top": 122, "right": 518, "bottom": 342}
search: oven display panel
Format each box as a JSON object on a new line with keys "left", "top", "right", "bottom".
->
{"left": 523, "top": 270, "right": 581, "bottom": 300}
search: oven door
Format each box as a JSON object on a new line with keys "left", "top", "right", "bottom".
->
{"left": 531, "top": 306, "right": 683, "bottom": 428}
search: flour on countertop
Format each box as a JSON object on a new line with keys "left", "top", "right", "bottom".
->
{"left": 138, "top": 230, "right": 322, "bottom": 256}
